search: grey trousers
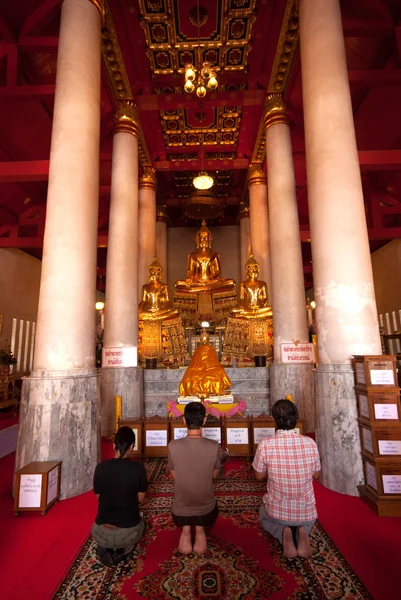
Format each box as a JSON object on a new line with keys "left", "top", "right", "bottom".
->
{"left": 92, "top": 519, "right": 145, "bottom": 550}
{"left": 259, "top": 503, "right": 315, "bottom": 545}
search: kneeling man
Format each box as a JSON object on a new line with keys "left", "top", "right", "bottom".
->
{"left": 168, "top": 402, "right": 221, "bottom": 554}
{"left": 253, "top": 399, "right": 320, "bottom": 559}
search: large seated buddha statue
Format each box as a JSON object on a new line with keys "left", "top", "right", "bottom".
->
{"left": 138, "top": 258, "right": 188, "bottom": 366}
{"left": 222, "top": 252, "right": 274, "bottom": 366}
{"left": 173, "top": 221, "right": 237, "bottom": 327}
{"left": 179, "top": 329, "right": 231, "bottom": 399}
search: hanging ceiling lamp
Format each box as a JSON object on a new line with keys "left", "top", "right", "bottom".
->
{"left": 95, "top": 273, "right": 105, "bottom": 310}
{"left": 184, "top": 1, "right": 218, "bottom": 97}
{"left": 193, "top": 102, "right": 214, "bottom": 190}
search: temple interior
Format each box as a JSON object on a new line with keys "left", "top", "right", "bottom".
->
{"left": 1, "top": 0, "right": 401, "bottom": 598}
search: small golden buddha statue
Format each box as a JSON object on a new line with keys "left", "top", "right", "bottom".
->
{"left": 174, "top": 220, "right": 235, "bottom": 293}
{"left": 139, "top": 257, "right": 179, "bottom": 321}
{"left": 232, "top": 252, "right": 272, "bottom": 319}
{"left": 179, "top": 329, "right": 231, "bottom": 398}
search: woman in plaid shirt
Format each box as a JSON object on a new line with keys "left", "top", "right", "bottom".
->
{"left": 253, "top": 399, "right": 321, "bottom": 559}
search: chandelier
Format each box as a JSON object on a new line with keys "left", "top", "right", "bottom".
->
{"left": 193, "top": 102, "right": 214, "bottom": 190}
{"left": 184, "top": 1, "right": 218, "bottom": 98}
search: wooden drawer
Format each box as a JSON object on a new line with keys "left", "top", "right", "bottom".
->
{"left": 224, "top": 418, "right": 251, "bottom": 457}
{"left": 353, "top": 355, "right": 397, "bottom": 388}
{"left": 359, "top": 421, "right": 401, "bottom": 457}
{"left": 356, "top": 386, "right": 400, "bottom": 423}
{"left": 143, "top": 417, "right": 169, "bottom": 457}
{"left": 362, "top": 454, "right": 401, "bottom": 497}
{"left": 119, "top": 418, "right": 143, "bottom": 456}
{"left": 251, "top": 417, "right": 304, "bottom": 453}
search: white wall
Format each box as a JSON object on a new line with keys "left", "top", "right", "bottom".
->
{"left": 167, "top": 225, "right": 241, "bottom": 295}
{"left": 0, "top": 249, "right": 41, "bottom": 375}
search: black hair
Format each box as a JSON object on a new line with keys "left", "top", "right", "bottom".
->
{"left": 114, "top": 426, "right": 136, "bottom": 458}
{"left": 272, "top": 399, "right": 299, "bottom": 430}
{"left": 184, "top": 402, "right": 206, "bottom": 429}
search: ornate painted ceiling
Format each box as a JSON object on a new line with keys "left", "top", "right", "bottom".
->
{"left": 0, "top": 0, "right": 401, "bottom": 288}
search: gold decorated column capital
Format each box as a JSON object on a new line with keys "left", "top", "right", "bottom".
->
{"left": 264, "top": 94, "right": 289, "bottom": 131}
{"left": 248, "top": 163, "right": 266, "bottom": 188}
{"left": 139, "top": 167, "right": 157, "bottom": 191}
{"left": 238, "top": 201, "right": 250, "bottom": 220}
{"left": 85, "top": 0, "right": 105, "bottom": 21}
{"left": 156, "top": 204, "right": 169, "bottom": 224}
{"left": 113, "top": 101, "right": 140, "bottom": 137}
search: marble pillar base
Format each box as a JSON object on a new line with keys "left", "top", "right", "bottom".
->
{"left": 270, "top": 363, "right": 315, "bottom": 432}
{"left": 101, "top": 367, "right": 144, "bottom": 435}
{"left": 16, "top": 370, "right": 100, "bottom": 499}
{"left": 143, "top": 366, "right": 270, "bottom": 417}
{"left": 314, "top": 364, "right": 363, "bottom": 496}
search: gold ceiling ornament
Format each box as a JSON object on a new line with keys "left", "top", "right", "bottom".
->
{"left": 264, "top": 94, "right": 289, "bottom": 131}
{"left": 184, "top": 0, "right": 218, "bottom": 97}
{"left": 248, "top": 163, "right": 266, "bottom": 188}
{"left": 113, "top": 101, "right": 140, "bottom": 137}
{"left": 156, "top": 205, "right": 170, "bottom": 224}
{"left": 88, "top": 0, "right": 105, "bottom": 21}
{"left": 182, "top": 190, "right": 224, "bottom": 221}
{"left": 139, "top": 167, "right": 157, "bottom": 191}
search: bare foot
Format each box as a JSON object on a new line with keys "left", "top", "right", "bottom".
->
{"left": 193, "top": 526, "right": 207, "bottom": 554}
{"left": 178, "top": 526, "right": 192, "bottom": 554}
{"left": 282, "top": 526, "right": 297, "bottom": 559}
{"left": 297, "top": 526, "right": 312, "bottom": 559}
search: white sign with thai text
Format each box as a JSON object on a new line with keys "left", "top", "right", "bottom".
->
{"left": 370, "top": 369, "right": 395, "bottom": 385}
{"left": 383, "top": 475, "right": 401, "bottom": 494}
{"left": 378, "top": 440, "right": 401, "bottom": 455}
{"left": 131, "top": 428, "right": 139, "bottom": 451}
{"left": 174, "top": 428, "right": 188, "bottom": 440}
{"left": 146, "top": 430, "right": 168, "bottom": 447}
{"left": 46, "top": 467, "right": 59, "bottom": 505}
{"left": 374, "top": 404, "right": 398, "bottom": 420}
{"left": 280, "top": 343, "right": 315, "bottom": 364}
{"left": 19, "top": 474, "right": 42, "bottom": 508}
{"left": 227, "top": 428, "right": 248, "bottom": 445}
{"left": 253, "top": 427, "right": 275, "bottom": 444}
{"left": 102, "top": 346, "right": 137, "bottom": 368}
{"left": 202, "top": 427, "right": 221, "bottom": 443}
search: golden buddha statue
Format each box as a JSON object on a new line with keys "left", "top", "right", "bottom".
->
{"left": 174, "top": 220, "right": 235, "bottom": 293}
{"left": 232, "top": 252, "right": 272, "bottom": 319}
{"left": 222, "top": 252, "right": 273, "bottom": 366}
{"left": 179, "top": 329, "right": 232, "bottom": 398}
{"left": 138, "top": 258, "right": 188, "bottom": 366}
{"left": 139, "top": 257, "right": 179, "bottom": 321}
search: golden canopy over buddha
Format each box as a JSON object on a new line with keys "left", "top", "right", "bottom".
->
{"left": 179, "top": 330, "right": 232, "bottom": 398}
{"left": 232, "top": 252, "right": 272, "bottom": 319}
{"left": 138, "top": 257, "right": 179, "bottom": 321}
{"left": 174, "top": 220, "right": 236, "bottom": 293}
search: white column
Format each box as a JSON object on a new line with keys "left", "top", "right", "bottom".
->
{"left": 265, "top": 95, "right": 308, "bottom": 357}
{"left": 248, "top": 166, "right": 272, "bottom": 300}
{"left": 300, "top": 0, "right": 381, "bottom": 363}
{"left": 33, "top": 0, "right": 102, "bottom": 372}
{"left": 239, "top": 202, "right": 251, "bottom": 278}
{"left": 103, "top": 101, "right": 139, "bottom": 355}
{"left": 138, "top": 169, "right": 157, "bottom": 293}
{"left": 156, "top": 205, "right": 169, "bottom": 279}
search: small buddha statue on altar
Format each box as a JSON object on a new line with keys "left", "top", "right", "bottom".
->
{"left": 174, "top": 220, "right": 236, "bottom": 294}
{"left": 232, "top": 251, "right": 273, "bottom": 319}
{"left": 139, "top": 257, "right": 179, "bottom": 321}
{"left": 179, "top": 329, "right": 231, "bottom": 398}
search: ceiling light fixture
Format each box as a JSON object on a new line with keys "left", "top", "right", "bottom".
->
{"left": 184, "top": 1, "right": 218, "bottom": 97}
{"left": 193, "top": 102, "right": 214, "bottom": 190}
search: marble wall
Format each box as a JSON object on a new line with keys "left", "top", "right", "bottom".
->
{"left": 140, "top": 366, "right": 270, "bottom": 418}
{"left": 101, "top": 366, "right": 144, "bottom": 436}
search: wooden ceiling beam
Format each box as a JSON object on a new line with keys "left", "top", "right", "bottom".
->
{"left": 20, "top": 0, "right": 59, "bottom": 38}
{"left": 0, "top": 85, "right": 56, "bottom": 100}
{"left": 18, "top": 36, "right": 59, "bottom": 52}
{"left": 342, "top": 19, "right": 393, "bottom": 37}
{"left": 137, "top": 90, "right": 266, "bottom": 112}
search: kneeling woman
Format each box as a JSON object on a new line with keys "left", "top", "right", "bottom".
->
{"left": 92, "top": 426, "right": 148, "bottom": 566}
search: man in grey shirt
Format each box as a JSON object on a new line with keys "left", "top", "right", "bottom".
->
{"left": 168, "top": 402, "right": 221, "bottom": 554}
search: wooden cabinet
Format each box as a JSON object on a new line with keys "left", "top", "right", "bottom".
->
{"left": 14, "top": 461, "right": 61, "bottom": 516}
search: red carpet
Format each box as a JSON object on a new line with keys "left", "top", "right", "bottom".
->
{"left": 0, "top": 440, "right": 400, "bottom": 599}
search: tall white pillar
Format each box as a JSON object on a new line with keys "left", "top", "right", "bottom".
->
{"left": 300, "top": 0, "right": 382, "bottom": 494}
{"left": 265, "top": 94, "right": 313, "bottom": 430}
{"left": 17, "top": 0, "right": 103, "bottom": 498}
{"left": 239, "top": 201, "right": 251, "bottom": 278}
{"left": 248, "top": 165, "right": 272, "bottom": 299}
{"left": 156, "top": 205, "right": 169, "bottom": 281}
{"left": 101, "top": 101, "right": 143, "bottom": 434}
{"left": 138, "top": 168, "right": 157, "bottom": 293}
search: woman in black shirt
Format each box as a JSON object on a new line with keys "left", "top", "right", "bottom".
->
{"left": 92, "top": 426, "right": 148, "bottom": 566}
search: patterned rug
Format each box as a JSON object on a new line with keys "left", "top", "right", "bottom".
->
{"left": 54, "top": 458, "right": 372, "bottom": 600}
